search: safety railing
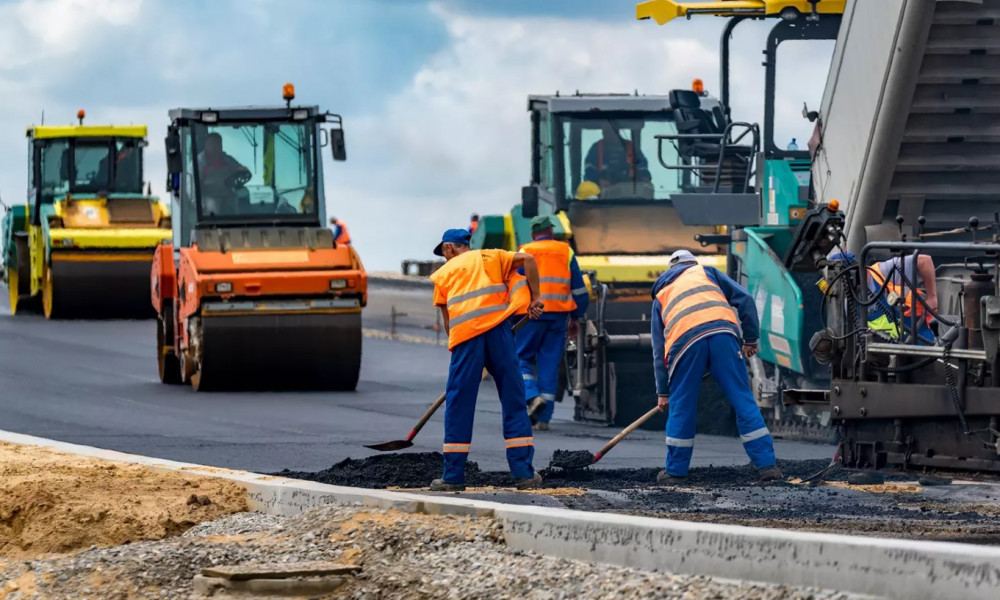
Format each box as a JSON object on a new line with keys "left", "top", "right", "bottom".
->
{"left": 655, "top": 121, "right": 760, "bottom": 194}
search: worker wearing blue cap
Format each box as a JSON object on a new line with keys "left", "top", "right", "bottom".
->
{"left": 510, "top": 215, "right": 590, "bottom": 430}
{"left": 651, "top": 250, "right": 781, "bottom": 483}
{"left": 428, "top": 228, "right": 545, "bottom": 491}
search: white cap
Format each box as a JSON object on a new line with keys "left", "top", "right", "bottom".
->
{"left": 668, "top": 250, "right": 698, "bottom": 267}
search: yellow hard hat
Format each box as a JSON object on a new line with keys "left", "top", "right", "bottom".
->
{"left": 576, "top": 181, "right": 601, "bottom": 200}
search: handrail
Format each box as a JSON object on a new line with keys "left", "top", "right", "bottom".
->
{"left": 655, "top": 121, "right": 760, "bottom": 192}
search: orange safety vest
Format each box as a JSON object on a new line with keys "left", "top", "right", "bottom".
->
{"left": 469, "top": 221, "right": 479, "bottom": 234}
{"left": 430, "top": 250, "right": 519, "bottom": 350}
{"left": 333, "top": 220, "right": 351, "bottom": 245}
{"left": 867, "top": 266, "right": 927, "bottom": 321}
{"left": 509, "top": 239, "right": 576, "bottom": 314}
{"left": 655, "top": 265, "right": 738, "bottom": 364}
{"left": 597, "top": 140, "right": 636, "bottom": 176}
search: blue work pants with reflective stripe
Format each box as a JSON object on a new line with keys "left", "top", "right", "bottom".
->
{"left": 514, "top": 315, "right": 567, "bottom": 423}
{"left": 665, "top": 334, "right": 775, "bottom": 476}
{"left": 443, "top": 319, "right": 535, "bottom": 484}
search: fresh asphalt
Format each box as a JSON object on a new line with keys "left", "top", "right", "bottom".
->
{"left": 0, "top": 280, "right": 831, "bottom": 475}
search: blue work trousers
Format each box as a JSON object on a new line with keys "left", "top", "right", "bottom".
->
{"left": 515, "top": 315, "right": 568, "bottom": 423}
{"left": 665, "top": 334, "right": 776, "bottom": 476}
{"left": 442, "top": 320, "right": 535, "bottom": 484}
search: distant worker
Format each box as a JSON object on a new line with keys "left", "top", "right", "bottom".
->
{"left": 428, "top": 228, "right": 545, "bottom": 491}
{"left": 93, "top": 144, "right": 141, "bottom": 192}
{"left": 198, "top": 132, "right": 250, "bottom": 215}
{"left": 469, "top": 213, "right": 480, "bottom": 234}
{"left": 329, "top": 217, "right": 351, "bottom": 245}
{"left": 832, "top": 252, "right": 937, "bottom": 344}
{"left": 584, "top": 122, "right": 651, "bottom": 186}
{"left": 511, "top": 215, "right": 589, "bottom": 431}
{"left": 651, "top": 250, "right": 781, "bottom": 483}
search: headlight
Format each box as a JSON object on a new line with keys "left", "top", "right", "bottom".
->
{"left": 200, "top": 111, "right": 219, "bottom": 123}
{"left": 292, "top": 108, "right": 309, "bottom": 121}
{"left": 215, "top": 282, "right": 233, "bottom": 293}
{"left": 330, "top": 279, "right": 347, "bottom": 290}
{"left": 60, "top": 238, "right": 74, "bottom": 247}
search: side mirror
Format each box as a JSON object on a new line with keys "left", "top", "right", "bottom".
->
{"left": 165, "top": 128, "right": 182, "bottom": 175}
{"left": 330, "top": 129, "right": 347, "bottom": 162}
{"left": 521, "top": 186, "right": 539, "bottom": 218}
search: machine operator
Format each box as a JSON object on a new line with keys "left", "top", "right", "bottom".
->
{"left": 651, "top": 250, "right": 782, "bottom": 483}
{"left": 198, "top": 132, "right": 250, "bottom": 215}
{"left": 510, "top": 215, "right": 589, "bottom": 431}
{"left": 583, "top": 122, "right": 651, "bottom": 187}
{"left": 428, "top": 228, "right": 545, "bottom": 491}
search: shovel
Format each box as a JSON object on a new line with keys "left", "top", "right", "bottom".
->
{"left": 365, "top": 315, "right": 531, "bottom": 452}
{"left": 550, "top": 406, "right": 661, "bottom": 470}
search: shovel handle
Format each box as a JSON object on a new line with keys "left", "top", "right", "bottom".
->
{"left": 407, "top": 368, "right": 491, "bottom": 441}
{"left": 593, "top": 407, "right": 661, "bottom": 463}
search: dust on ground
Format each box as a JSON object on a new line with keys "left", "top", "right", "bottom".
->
{"left": 0, "top": 442, "right": 247, "bottom": 559}
{"left": 277, "top": 452, "right": 1000, "bottom": 544}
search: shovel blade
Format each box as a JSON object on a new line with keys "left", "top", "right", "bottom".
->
{"left": 549, "top": 449, "right": 596, "bottom": 470}
{"left": 363, "top": 440, "right": 414, "bottom": 452}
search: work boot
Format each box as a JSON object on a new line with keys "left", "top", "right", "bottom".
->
{"left": 514, "top": 472, "right": 543, "bottom": 490}
{"left": 656, "top": 470, "right": 686, "bottom": 484}
{"left": 429, "top": 479, "right": 466, "bottom": 492}
{"left": 757, "top": 465, "right": 784, "bottom": 482}
{"left": 527, "top": 397, "right": 546, "bottom": 418}
{"left": 533, "top": 422, "right": 550, "bottom": 432}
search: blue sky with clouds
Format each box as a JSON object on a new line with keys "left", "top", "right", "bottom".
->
{"left": 0, "top": 0, "right": 831, "bottom": 270}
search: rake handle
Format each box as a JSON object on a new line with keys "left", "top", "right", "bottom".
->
{"left": 407, "top": 316, "right": 531, "bottom": 442}
{"left": 593, "top": 407, "right": 661, "bottom": 463}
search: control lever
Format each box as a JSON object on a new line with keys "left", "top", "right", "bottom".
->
{"left": 896, "top": 215, "right": 906, "bottom": 242}
{"left": 969, "top": 217, "right": 980, "bottom": 243}
{"left": 917, "top": 216, "right": 926, "bottom": 240}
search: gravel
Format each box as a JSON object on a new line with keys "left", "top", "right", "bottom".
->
{"left": 0, "top": 504, "right": 876, "bottom": 600}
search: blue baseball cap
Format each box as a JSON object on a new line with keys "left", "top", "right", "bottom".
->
{"left": 433, "top": 228, "right": 472, "bottom": 256}
{"left": 829, "top": 251, "right": 857, "bottom": 264}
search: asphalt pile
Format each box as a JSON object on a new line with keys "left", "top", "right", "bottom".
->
{"left": 276, "top": 452, "right": 517, "bottom": 489}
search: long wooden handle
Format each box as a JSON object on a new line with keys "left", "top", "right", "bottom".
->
{"left": 593, "top": 407, "right": 661, "bottom": 462}
{"left": 407, "top": 368, "right": 491, "bottom": 441}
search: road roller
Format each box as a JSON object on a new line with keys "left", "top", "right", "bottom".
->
{"left": 151, "top": 85, "right": 367, "bottom": 391}
{"left": 2, "top": 112, "right": 171, "bottom": 318}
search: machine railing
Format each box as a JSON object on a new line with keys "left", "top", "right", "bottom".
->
{"left": 655, "top": 121, "right": 760, "bottom": 194}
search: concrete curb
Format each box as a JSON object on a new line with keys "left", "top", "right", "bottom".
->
{"left": 3, "top": 430, "right": 998, "bottom": 600}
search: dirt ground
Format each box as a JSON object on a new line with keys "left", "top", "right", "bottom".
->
{"left": 0, "top": 442, "right": 247, "bottom": 559}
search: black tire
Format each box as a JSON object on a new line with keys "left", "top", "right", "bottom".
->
{"left": 157, "top": 310, "right": 182, "bottom": 385}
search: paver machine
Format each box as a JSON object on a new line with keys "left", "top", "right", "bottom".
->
{"left": 641, "top": 0, "right": 1000, "bottom": 472}
{"left": 473, "top": 92, "right": 744, "bottom": 431}
{"left": 151, "top": 85, "right": 367, "bottom": 391}
{"left": 3, "top": 112, "right": 172, "bottom": 318}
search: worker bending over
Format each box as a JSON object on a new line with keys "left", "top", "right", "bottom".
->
{"left": 511, "top": 215, "right": 589, "bottom": 431}
{"left": 651, "top": 250, "right": 781, "bottom": 482}
{"left": 428, "top": 228, "right": 545, "bottom": 491}
{"left": 329, "top": 217, "right": 351, "bottom": 245}
{"left": 831, "top": 252, "right": 937, "bottom": 344}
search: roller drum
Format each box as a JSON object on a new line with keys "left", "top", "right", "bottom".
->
{"left": 47, "top": 257, "right": 155, "bottom": 318}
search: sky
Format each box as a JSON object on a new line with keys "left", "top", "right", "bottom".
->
{"left": 0, "top": 0, "right": 833, "bottom": 271}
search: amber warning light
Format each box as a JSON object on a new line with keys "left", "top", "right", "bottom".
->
{"left": 692, "top": 78, "right": 705, "bottom": 95}
{"left": 282, "top": 83, "right": 295, "bottom": 102}
{"left": 828, "top": 199, "right": 840, "bottom": 212}
{"left": 76, "top": 109, "right": 85, "bottom": 125}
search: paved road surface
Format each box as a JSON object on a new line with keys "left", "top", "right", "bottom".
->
{"left": 0, "top": 281, "right": 830, "bottom": 475}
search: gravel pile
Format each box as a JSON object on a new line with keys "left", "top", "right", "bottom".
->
{"left": 0, "top": 504, "right": 873, "bottom": 600}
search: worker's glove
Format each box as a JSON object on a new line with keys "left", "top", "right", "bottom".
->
{"left": 656, "top": 395, "right": 670, "bottom": 413}
{"left": 742, "top": 341, "right": 759, "bottom": 358}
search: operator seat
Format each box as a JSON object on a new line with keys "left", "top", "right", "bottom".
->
{"left": 669, "top": 90, "right": 752, "bottom": 192}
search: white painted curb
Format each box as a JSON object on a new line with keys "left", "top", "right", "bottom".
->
{"left": 3, "top": 430, "right": 998, "bottom": 600}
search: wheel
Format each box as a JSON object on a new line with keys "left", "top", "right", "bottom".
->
{"left": 42, "top": 267, "right": 57, "bottom": 319}
{"left": 157, "top": 313, "right": 182, "bottom": 385}
{"left": 9, "top": 237, "right": 37, "bottom": 315}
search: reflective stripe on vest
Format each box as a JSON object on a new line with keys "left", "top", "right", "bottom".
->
{"left": 655, "top": 265, "right": 738, "bottom": 365}
{"left": 511, "top": 239, "right": 576, "bottom": 314}
{"left": 429, "top": 250, "right": 517, "bottom": 350}
{"left": 867, "top": 266, "right": 925, "bottom": 320}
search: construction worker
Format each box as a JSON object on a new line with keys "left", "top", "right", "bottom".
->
{"left": 583, "top": 122, "right": 651, "bottom": 186}
{"left": 428, "top": 228, "right": 545, "bottom": 491}
{"left": 651, "top": 250, "right": 782, "bottom": 483}
{"left": 511, "top": 215, "right": 589, "bottom": 431}
{"left": 329, "top": 217, "right": 351, "bottom": 245}
{"left": 469, "top": 213, "right": 480, "bottom": 234}
{"left": 198, "top": 132, "right": 250, "bottom": 215}
{"left": 832, "top": 252, "right": 937, "bottom": 344}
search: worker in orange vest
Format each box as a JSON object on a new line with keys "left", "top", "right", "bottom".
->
{"left": 469, "top": 213, "right": 480, "bottom": 234}
{"left": 428, "top": 228, "right": 545, "bottom": 491}
{"left": 583, "top": 122, "right": 650, "bottom": 186}
{"left": 651, "top": 250, "right": 781, "bottom": 483}
{"left": 509, "top": 215, "right": 589, "bottom": 431}
{"left": 329, "top": 217, "right": 351, "bottom": 245}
